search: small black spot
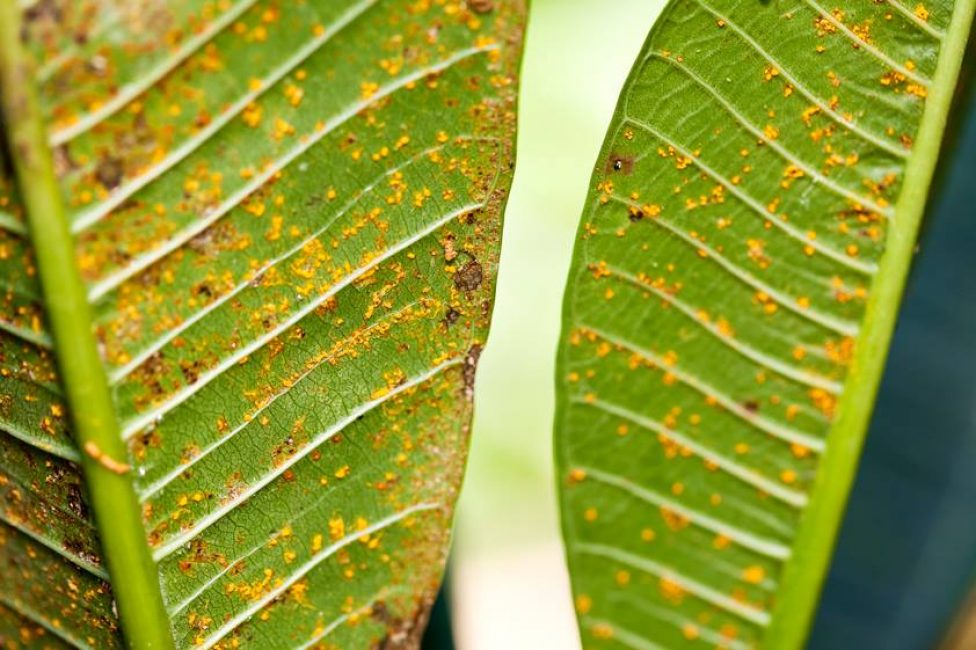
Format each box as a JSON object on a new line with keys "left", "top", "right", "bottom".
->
{"left": 95, "top": 157, "right": 123, "bottom": 190}
{"left": 65, "top": 484, "right": 89, "bottom": 520}
{"left": 743, "top": 400, "right": 760, "bottom": 413}
{"left": 62, "top": 538, "right": 101, "bottom": 567}
{"left": 443, "top": 307, "right": 461, "bottom": 327}
{"left": 606, "top": 152, "right": 634, "bottom": 175}
{"left": 371, "top": 601, "right": 392, "bottom": 624}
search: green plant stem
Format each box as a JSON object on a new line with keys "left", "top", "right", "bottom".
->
{"left": 0, "top": 3, "right": 174, "bottom": 648}
{"left": 765, "top": 3, "right": 976, "bottom": 648}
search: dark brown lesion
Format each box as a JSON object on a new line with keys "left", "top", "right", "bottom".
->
{"left": 466, "top": 0, "right": 496, "bottom": 14}
{"left": 462, "top": 343, "right": 484, "bottom": 400}
{"left": 606, "top": 152, "right": 634, "bottom": 175}
{"left": 442, "top": 307, "right": 462, "bottom": 328}
{"left": 453, "top": 260, "right": 483, "bottom": 292}
{"left": 95, "top": 156, "right": 124, "bottom": 190}
{"left": 371, "top": 596, "right": 436, "bottom": 650}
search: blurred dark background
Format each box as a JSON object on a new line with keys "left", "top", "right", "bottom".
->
{"left": 810, "top": 54, "right": 976, "bottom": 650}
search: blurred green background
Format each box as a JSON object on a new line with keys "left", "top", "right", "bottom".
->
{"left": 443, "top": 1, "right": 976, "bottom": 649}
{"left": 450, "top": 1, "right": 664, "bottom": 647}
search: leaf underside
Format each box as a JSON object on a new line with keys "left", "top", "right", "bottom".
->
{"left": 555, "top": 0, "right": 967, "bottom": 648}
{"left": 0, "top": 0, "right": 523, "bottom": 648}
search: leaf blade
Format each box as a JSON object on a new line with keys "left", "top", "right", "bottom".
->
{"left": 2, "top": 0, "right": 524, "bottom": 647}
{"left": 555, "top": 0, "right": 975, "bottom": 647}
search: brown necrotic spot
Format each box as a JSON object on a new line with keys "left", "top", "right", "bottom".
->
{"left": 62, "top": 537, "right": 101, "bottom": 567}
{"left": 65, "top": 482, "right": 89, "bottom": 520}
{"left": 372, "top": 597, "right": 435, "bottom": 650}
{"left": 95, "top": 156, "right": 123, "bottom": 190}
{"left": 466, "top": 0, "right": 495, "bottom": 13}
{"left": 443, "top": 307, "right": 461, "bottom": 327}
{"left": 454, "top": 261, "right": 483, "bottom": 292}
{"left": 463, "top": 343, "right": 484, "bottom": 399}
{"left": 607, "top": 152, "right": 634, "bottom": 175}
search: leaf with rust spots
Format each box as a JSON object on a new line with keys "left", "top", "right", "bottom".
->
{"left": 0, "top": 0, "right": 525, "bottom": 647}
{"left": 554, "top": 1, "right": 974, "bottom": 649}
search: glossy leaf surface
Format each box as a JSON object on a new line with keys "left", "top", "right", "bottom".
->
{"left": 0, "top": 0, "right": 523, "bottom": 647}
{"left": 555, "top": 0, "right": 974, "bottom": 648}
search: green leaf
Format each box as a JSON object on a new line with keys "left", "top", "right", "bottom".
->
{"left": 0, "top": 1, "right": 524, "bottom": 648}
{"left": 554, "top": 1, "right": 975, "bottom": 648}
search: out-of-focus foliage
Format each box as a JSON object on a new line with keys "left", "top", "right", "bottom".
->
{"left": 452, "top": 2, "right": 665, "bottom": 647}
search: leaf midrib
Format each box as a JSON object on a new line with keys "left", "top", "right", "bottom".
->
{"left": 766, "top": 0, "right": 976, "bottom": 643}
{"left": 0, "top": 2, "right": 174, "bottom": 645}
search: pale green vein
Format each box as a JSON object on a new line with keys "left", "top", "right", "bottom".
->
{"left": 626, "top": 597, "right": 761, "bottom": 647}
{"left": 86, "top": 44, "right": 496, "bottom": 298}
{"left": 620, "top": 117, "right": 880, "bottom": 276}
{"left": 604, "top": 264, "right": 843, "bottom": 393}
{"left": 71, "top": 0, "right": 381, "bottom": 234}
{"left": 575, "top": 543, "right": 773, "bottom": 626}
{"left": 48, "top": 0, "right": 262, "bottom": 146}
{"left": 581, "top": 618, "right": 670, "bottom": 650}
{"left": 573, "top": 467, "right": 791, "bottom": 560}
{"left": 0, "top": 319, "right": 52, "bottom": 349}
{"left": 295, "top": 595, "right": 393, "bottom": 650}
{"left": 577, "top": 397, "right": 810, "bottom": 507}
{"left": 0, "top": 511, "right": 107, "bottom": 580}
{"left": 0, "top": 422, "right": 80, "bottom": 462}
{"left": 0, "top": 593, "right": 93, "bottom": 650}
{"left": 0, "top": 211, "right": 26, "bottom": 235}
{"left": 151, "top": 359, "right": 461, "bottom": 560}
{"left": 801, "top": 0, "right": 932, "bottom": 86}
{"left": 166, "top": 475, "right": 416, "bottom": 614}
{"left": 120, "top": 200, "right": 485, "bottom": 440}
{"left": 575, "top": 324, "right": 830, "bottom": 450}
{"left": 105, "top": 137, "right": 495, "bottom": 382}
{"left": 645, "top": 52, "right": 897, "bottom": 219}
{"left": 885, "top": 0, "right": 947, "bottom": 38}
{"left": 605, "top": 193, "right": 864, "bottom": 337}
{"left": 139, "top": 300, "right": 421, "bottom": 499}
{"left": 195, "top": 503, "right": 440, "bottom": 650}
{"left": 694, "top": 0, "right": 910, "bottom": 158}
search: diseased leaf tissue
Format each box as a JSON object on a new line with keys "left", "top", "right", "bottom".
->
{"left": 556, "top": 0, "right": 971, "bottom": 648}
{"left": 0, "top": 0, "right": 524, "bottom": 648}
